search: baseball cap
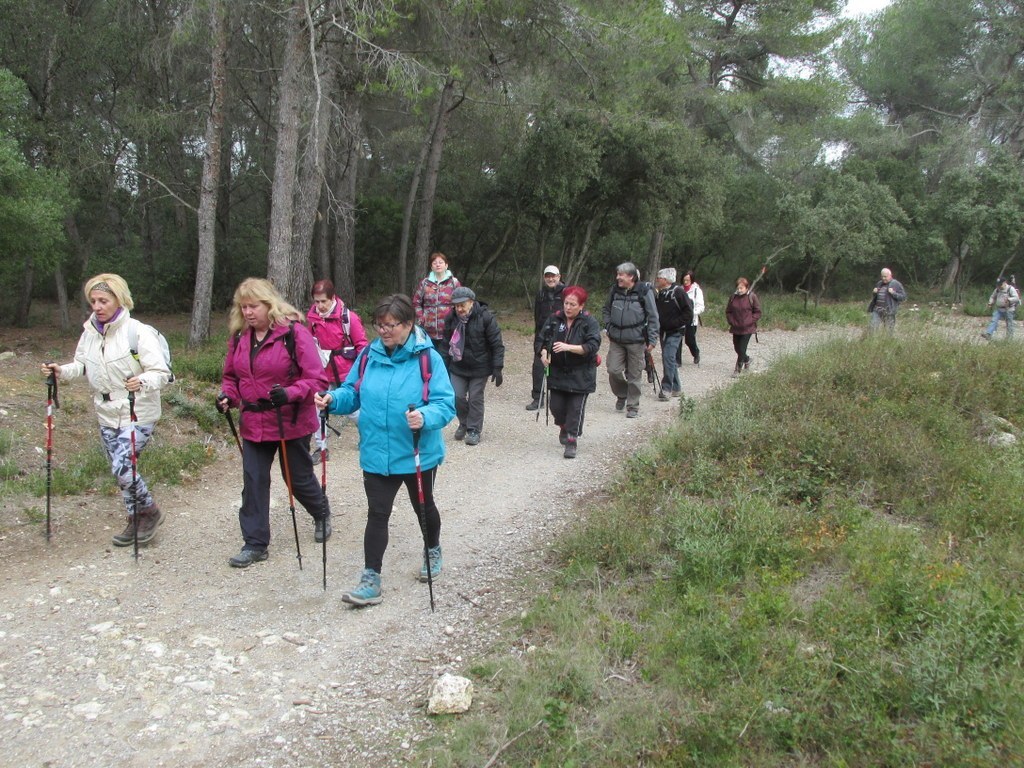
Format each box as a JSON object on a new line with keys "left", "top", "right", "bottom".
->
{"left": 543, "top": 265, "right": 560, "bottom": 275}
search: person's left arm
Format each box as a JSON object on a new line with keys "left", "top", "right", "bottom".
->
{"left": 750, "top": 293, "right": 763, "bottom": 325}
{"left": 890, "top": 280, "right": 907, "bottom": 303}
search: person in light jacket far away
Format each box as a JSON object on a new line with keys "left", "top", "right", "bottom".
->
{"left": 41, "top": 273, "right": 172, "bottom": 549}
{"left": 316, "top": 294, "right": 456, "bottom": 608}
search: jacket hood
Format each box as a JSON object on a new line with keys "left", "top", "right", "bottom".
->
{"left": 370, "top": 324, "right": 434, "bottom": 364}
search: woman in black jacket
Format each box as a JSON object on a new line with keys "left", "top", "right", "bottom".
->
{"left": 444, "top": 286, "right": 505, "bottom": 446}
{"left": 540, "top": 286, "right": 602, "bottom": 459}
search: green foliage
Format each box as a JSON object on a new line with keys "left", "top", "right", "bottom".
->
{"left": 430, "top": 331, "right": 1024, "bottom": 766}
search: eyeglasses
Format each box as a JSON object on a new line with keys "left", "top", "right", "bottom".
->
{"left": 375, "top": 321, "right": 403, "bottom": 333}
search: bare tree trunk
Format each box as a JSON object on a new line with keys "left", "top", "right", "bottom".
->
{"left": 397, "top": 92, "right": 442, "bottom": 295}
{"left": 189, "top": 0, "right": 228, "bottom": 348}
{"left": 15, "top": 259, "right": 34, "bottom": 327}
{"left": 54, "top": 263, "right": 70, "bottom": 332}
{"left": 647, "top": 222, "right": 665, "bottom": 280}
{"left": 266, "top": 0, "right": 308, "bottom": 308}
{"left": 942, "top": 241, "right": 967, "bottom": 293}
{"left": 332, "top": 97, "right": 361, "bottom": 306}
{"left": 413, "top": 77, "right": 457, "bottom": 275}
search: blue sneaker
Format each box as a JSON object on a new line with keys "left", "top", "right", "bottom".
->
{"left": 419, "top": 545, "right": 443, "bottom": 583}
{"left": 342, "top": 568, "right": 382, "bottom": 606}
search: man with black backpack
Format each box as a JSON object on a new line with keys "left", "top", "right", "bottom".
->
{"left": 526, "top": 265, "right": 564, "bottom": 411}
{"left": 601, "top": 262, "right": 660, "bottom": 418}
{"left": 654, "top": 267, "right": 693, "bottom": 400}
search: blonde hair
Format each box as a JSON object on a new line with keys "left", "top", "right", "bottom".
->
{"left": 228, "top": 278, "right": 303, "bottom": 334}
{"left": 84, "top": 273, "right": 134, "bottom": 311}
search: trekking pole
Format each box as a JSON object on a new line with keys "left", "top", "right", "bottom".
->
{"left": 408, "top": 404, "right": 435, "bottom": 613}
{"left": 274, "top": 395, "right": 303, "bottom": 571}
{"left": 224, "top": 408, "right": 242, "bottom": 456}
{"left": 128, "top": 391, "right": 140, "bottom": 563}
{"left": 44, "top": 368, "right": 59, "bottom": 543}
{"left": 318, "top": 404, "right": 330, "bottom": 591}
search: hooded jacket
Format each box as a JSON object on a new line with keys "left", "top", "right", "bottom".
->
{"left": 602, "top": 282, "right": 660, "bottom": 345}
{"left": 306, "top": 299, "right": 369, "bottom": 382}
{"left": 220, "top": 321, "right": 327, "bottom": 442}
{"left": 726, "top": 291, "right": 762, "bottom": 335}
{"left": 413, "top": 271, "right": 461, "bottom": 340}
{"left": 325, "top": 326, "right": 455, "bottom": 474}
{"left": 540, "top": 309, "right": 602, "bottom": 394}
{"left": 443, "top": 301, "right": 505, "bottom": 379}
{"left": 58, "top": 309, "right": 170, "bottom": 427}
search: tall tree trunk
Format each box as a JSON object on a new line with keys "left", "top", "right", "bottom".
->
{"left": 647, "top": 222, "right": 665, "bottom": 280}
{"left": 397, "top": 93, "right": 442, "bottom": 295}
{"left": 266, "top": 1, "right": 308, "bottom": 309}
{"left": 332, "top": 96, "right": 361, "bottom": 306}
{"left": 942, "top": 241, "right": 967, "bottom": 293}
{"left": 413, "top": 77, "right": 457, "bottom": 276}
{"left": 189, "top": 0, "right": 228, "bottom": 348}
{"left": 54, "top": 263, "right": 70, "bottom": 333}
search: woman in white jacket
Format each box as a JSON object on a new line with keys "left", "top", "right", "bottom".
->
{"left": 682, "top": 270, "right": 704, "bottom": 365}
{"left": 41, "top": 274, "right": 171, "bottom": 548}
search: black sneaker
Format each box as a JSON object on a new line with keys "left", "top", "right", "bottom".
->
{"left": 465, "top": 429, "right": 481, "bottom": 446}
{"left": 615, "top": 397, "right": 626, "bottom": 411}
{"left": 525, "top": 398, "right": 540, "bottom": 411}
{"left": 454, "top": 424, "right": 467, "bottom": 441}
{"left": 315, "top": 514, "right": 332, "bottom": 543}
{"left": 563, "top": 441, "right": 577, "bottom": 459}
{"left": 229, "top": 548, "right": 268, "bottom": 568}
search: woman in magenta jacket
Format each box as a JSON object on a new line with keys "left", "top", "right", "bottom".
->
{"left": 306, "top": 279, "right": 369, "bottom": 387}
{"left": 217, "top": 278, "right": 330, "bottom": 568}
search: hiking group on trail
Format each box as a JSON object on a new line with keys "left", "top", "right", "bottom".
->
{"left": 34, "top": 261, "right": 934, "bottom": 607}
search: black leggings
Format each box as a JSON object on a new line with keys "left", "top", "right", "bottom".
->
{"left": 362, "top": 469, "right": 441, "bottom": 573}
{"left": 732, "top": 333, "right": 752, "bottom": 364}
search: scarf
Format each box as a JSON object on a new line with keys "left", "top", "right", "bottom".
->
{"left": 317, "top": 298, "right": 337, "bottom": 319}
{"left": 449, "top": 315, "right": 468, "bottom": 361}
{"left": 91, "top": 307, "right": 123, "bottom": 335}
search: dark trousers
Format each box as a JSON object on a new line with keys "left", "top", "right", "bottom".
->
{"left": 684, "top": 324, "right": 700, "bottom": 361}
{"left": 450, "top": 372, "right": 488, "bottom": 433}
{"left": 362, "top": 469, "right": 441, "bottom": 574}
{"left": 239, "top": 435, "right": 328, "bottom": 551}
{"left": 732, "top": 333, "right": 752, "bottom": 365}
{"left": 549, "top": 390, "right": 588, "bottom": 439}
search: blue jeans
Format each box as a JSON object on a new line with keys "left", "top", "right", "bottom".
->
{"left": 985, "top": 308, "right": 1015, "bottom": 338}
{"left": 660, "top": 332, "right": 683, "bottom": 394}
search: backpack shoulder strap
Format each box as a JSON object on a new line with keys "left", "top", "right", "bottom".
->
{"left": 342, "top": 306, "right": 351, "bottom": 339}
{"left": 418, "top": 348, "right": 432, "bottom": 403}
{"left": 283, "top": 321, "right": 299, "bottom": 378}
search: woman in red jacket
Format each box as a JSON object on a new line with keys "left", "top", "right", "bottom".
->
{"left": 217, "top": 278, "right": 330, "bottom": 568}
{"left": 306, "top": 279, "right": 369, "bottom": 388}
{"left": 725, "top": 276, "right": 762, "bottom": 377}
{"left": 413, "top": 252, "right": 461, "bottom": 360}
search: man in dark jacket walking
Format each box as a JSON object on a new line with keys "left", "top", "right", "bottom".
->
{"left": 654, "top": 267, "right": 692, "bottom": 400}
{"left": 601, "top": 262, "right": 659, "bottom": 418}
{"left": 527, "top": 265, "right": 564, "bottom": 410}
{"left": 444, "top": 286, "right": 505, "bottom": 445}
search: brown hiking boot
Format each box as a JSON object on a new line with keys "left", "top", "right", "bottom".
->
{"left": 111, "top": 504, "right": 164, "bottom": 547}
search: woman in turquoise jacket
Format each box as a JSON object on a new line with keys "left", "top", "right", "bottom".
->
{"left": 315, "top": 294, "right": 455, "bottom": 607}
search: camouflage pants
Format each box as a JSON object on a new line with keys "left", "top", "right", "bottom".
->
{"left": 98, "top": 424, "right": 155, "bottom": 517}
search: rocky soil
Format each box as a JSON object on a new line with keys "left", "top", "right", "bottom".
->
{"left": 0, "top": 321, "right": 849, "bottom": 767}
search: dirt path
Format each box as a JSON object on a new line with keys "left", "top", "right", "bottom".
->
{"left": 0, "top": 323, "right": 845, "bottom": 767}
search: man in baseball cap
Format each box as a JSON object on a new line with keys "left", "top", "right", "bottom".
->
{"left": 528, "top": 266, "right": 565, "bottom": 410}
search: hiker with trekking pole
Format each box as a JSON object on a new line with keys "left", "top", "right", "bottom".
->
{"left": 539, "top": 286, "right": 602, "bottom": 459}
{"left": 217, "top": 278, "right": 330, "bottom": 570}
{"left": 41, "top": 273, "right": 171, "bottom": 548}
{"left": 315, "top": 293, "right": 455, "bottom": 608}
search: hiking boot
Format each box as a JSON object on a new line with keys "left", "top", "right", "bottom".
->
{"left": 559, "top": 427, "right": 568, "bottom": 446}
{"left": 981, "top": 332, "right": 992, "bottom": 340}
{"left": 111, "top": 504, "right": 164, "bottom": 547}
{"left": 671, "top": 390, "right": 682, "bottom": 398}
{"left": 615, "top": 397, "right": 626, "bottom": 411}
{"left": 314, "top": 513, "right": 332, "bottom": 543}
{"left": 743, "top": 358, "right": 752, "bottom": 371}
{"left": 563, "top": 440, "right": 577, "bottom": 459}
{"left": 693, "top": 353, "right": 700, "bottom": 365}
{"left": 525, "top": 398, "right": 540, "bottom": 411}
{"left": 454, "top": 424, "right": 467, "bottom": 441}
{"left": 342, "top": 568, "right": 382, "bottom": 606}
{"left": 310, "top": 447, "right": 322, "bottom": 466}
{"left": 419, "top": 545, "right": 443, "bottom": 583}
{"left": 229, "top": 548, "right": 268, "bottom": 568}
{"left": 732, "top": 362, "right": 742, "bottom": 378}
{"left": 626, "top": 408, "right": 639, "bottom": 419}
{"left": 465, "top": 429, "right": 481, "bottom": 446}
{"left": 658, "top": 391, "right": 670, "bottom": 402}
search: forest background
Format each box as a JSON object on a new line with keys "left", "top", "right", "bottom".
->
{"left": 2, "top": 0, "right": 1023, "bottom": 335}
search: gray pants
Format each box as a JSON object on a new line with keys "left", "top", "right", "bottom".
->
{"left": 99, "top": 424, "right": 156, "bottom": 517}
{"left": 449, "top": 372, "right": 488, "bottom": 433}
{"left": 606, "top": 339, "right": 645, "bottom": 410}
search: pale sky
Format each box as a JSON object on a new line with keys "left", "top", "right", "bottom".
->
{"left": 842, "top": 0, "right": 893, "bottom": 17}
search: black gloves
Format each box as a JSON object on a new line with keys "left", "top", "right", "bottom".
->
{"left": 216, "top": 393, "right": 230, "bottom": 413}
{"left": 269, "top": 384, "right": 289, "bottom": 407}
{"left": 491, "top": 370, "right": 503, "bottom": 387}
